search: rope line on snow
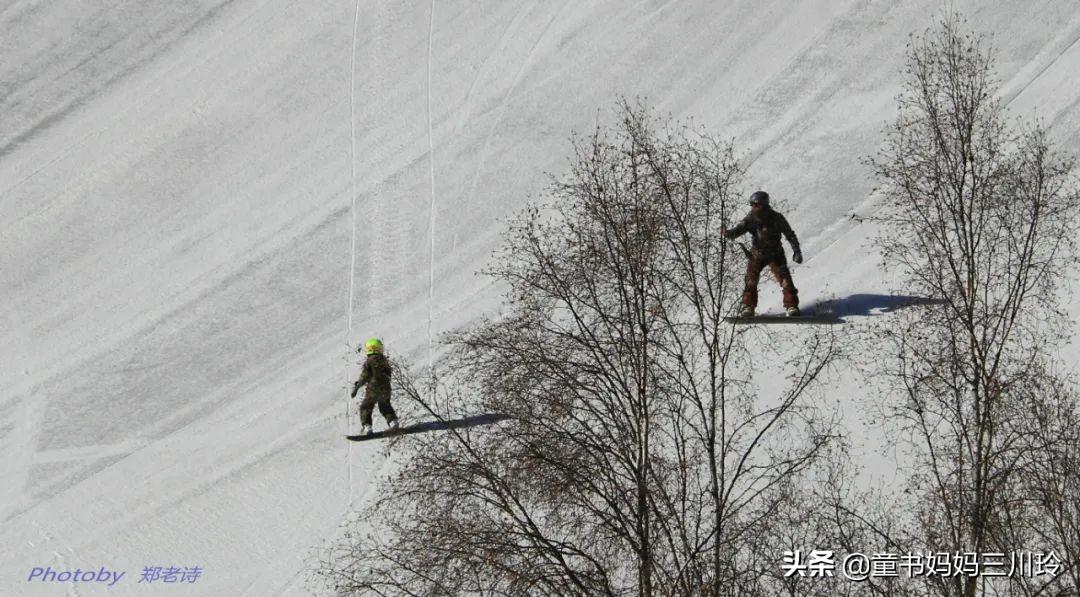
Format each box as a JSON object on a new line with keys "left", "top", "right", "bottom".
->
{"left": 345, "top": 0, "right": 363, "bottom": 514}
{"left": 426, "top": 0, "right": 437, "bottom": 373}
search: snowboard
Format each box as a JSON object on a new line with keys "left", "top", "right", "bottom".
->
{"left": 346, "top": 428, "right": 403, "bottom": 442}
{"left": 724, "top": 313, "right": 838, "bottom": 324}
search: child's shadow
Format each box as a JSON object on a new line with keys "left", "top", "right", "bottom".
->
{"left": 348, "top": 413, "right": 510, "bottom": 441}
{"left": 401, "top": 412, "right": 510, "bottom": 435}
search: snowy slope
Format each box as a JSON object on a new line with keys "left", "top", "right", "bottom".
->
{"left": 2, "top": 0, "right": 1079, "bottom": 594}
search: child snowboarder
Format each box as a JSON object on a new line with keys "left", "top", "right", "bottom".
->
{"left": 350, "top": 337, "right": 399, "bottom": 435}
{"left": 724, "top": 191, "right": 804, "bottom": 317}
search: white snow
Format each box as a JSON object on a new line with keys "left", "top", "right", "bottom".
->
{"left": 2, "top": 0, "right": 1079, "bottom": 594}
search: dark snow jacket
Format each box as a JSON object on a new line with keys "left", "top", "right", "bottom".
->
{"left": 354, "top": 353, "right": 392, "bottom": 401}
{"left": 724, "top": 208, "right": 800, "bottom": 261}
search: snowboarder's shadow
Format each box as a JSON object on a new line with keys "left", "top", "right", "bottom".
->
{"left": 813, "top": 293, "right": 946, "bottom": 318}
{"left": 401, "top": 412, "right": 511, "bottom": 435}
{"left": 349, "top": 413, "right": 511, "bottom": 441}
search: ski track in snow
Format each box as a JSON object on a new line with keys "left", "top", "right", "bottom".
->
{"left": 1003, "top": 25, "right": 1080, "bottom": 107}
{"left": 449, "top": 3, "right": 533, "bottom": 138}
{"left": 346, "top": 0, "right": 363, "bottom": 514}
{"left": 464, "top": 1, "right": 569, "bottom": 212}
{"left": 0, "top": 0, "right": 243, "bottom": 161}
{"left": 426, "top": 0, "right": 437, "bottom": 370}
{"left": 0, "top": 0, "right": 284, "bottom": 394}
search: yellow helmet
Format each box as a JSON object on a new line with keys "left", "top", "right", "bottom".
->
{"left": 363, "top": 337, "right": 384, "bottom": 355}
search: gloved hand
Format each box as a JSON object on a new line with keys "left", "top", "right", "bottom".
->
{"left": 350, "top": 382, "right": 359, "bottom": 398}
{"left": 792, "top": 248, "right": 803, "bottom": 264}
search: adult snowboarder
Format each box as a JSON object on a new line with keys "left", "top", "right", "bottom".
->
{"left": 724, "top": 191, "right": 803, "bottom": 317}
{"left": 350, "top": 337, "right": 399, "bottom": 436}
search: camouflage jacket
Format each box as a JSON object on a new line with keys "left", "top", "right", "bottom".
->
{"left": 724, "top": 208, "right": 800, "bottom": 260}
{"left": 354, "top": 353, "right": 392, "bottom": 400}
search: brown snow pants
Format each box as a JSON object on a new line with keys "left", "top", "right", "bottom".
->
{"left": 359, "top": 392, "right": 397, "bottom": 427}
{"left": 743, "top": 254, "right": 799, "bottom": 309}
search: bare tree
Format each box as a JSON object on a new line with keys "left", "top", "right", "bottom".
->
{"left": 993, "top": 370, "right": 1080, "bottom": 595}
{"left": 314, "top": 101, "right": 842, "bottom": 596}
{"left": 867, "top": 14, "right": 1080, "bottom": 597}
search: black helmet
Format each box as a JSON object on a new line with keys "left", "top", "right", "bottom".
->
{"left": 749, "top": 191, "right": 770, "bottom": 207}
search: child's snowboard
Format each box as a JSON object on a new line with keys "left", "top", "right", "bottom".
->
{"left": 723, "top": 313, "right": 838, "bottom": 324}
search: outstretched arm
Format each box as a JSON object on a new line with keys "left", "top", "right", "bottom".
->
{"left": 724, "top": 217, "right": 749, "bottom": 240}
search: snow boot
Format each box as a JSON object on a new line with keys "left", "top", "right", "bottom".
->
{"left": 786, "top": 307, "right": 801, "bottom": 317}
{"left": 739, "top": 306, "right": 755, "bottom": 318}
{"left": 360, "top": 424, "right": 373, "bottom": 436}
{"left": 388, "top": 419, "right": 399, "bottom": 432}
